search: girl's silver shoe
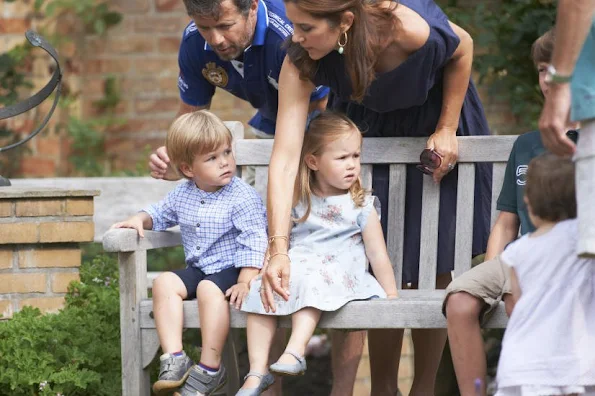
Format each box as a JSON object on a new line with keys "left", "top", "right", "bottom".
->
{"left": 235, "top": 372, "right": 275, "bottom": 396}
{"left": 269, "top": 350, "right": 307, "bottom": 376}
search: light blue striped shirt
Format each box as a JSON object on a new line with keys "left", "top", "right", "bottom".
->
{"left": 143, "top": 177, "right": 267, "bottom": 274}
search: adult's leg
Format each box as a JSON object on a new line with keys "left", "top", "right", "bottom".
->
{"left": 408, "top": 273, "right": 451, "bottom": 396}
{"left": 576, "top": 120, "right": 595, "bottom": 257}
{"left": 152, "top": 272, "right": 189, "bottom": 353}
{"left": 369, "top": 328, "right": 404, "bottom": 396}
{"left": 330, "top": 330, "right": 366, "bottom": 396}
{"left": 262, "top": 329, "right": 286, "bottom": 396}
{"left": 196, "top": 280, "right": 230, "bottom": 368}
{"left": 241, "top": 314, "right": 278, "bottom": 390}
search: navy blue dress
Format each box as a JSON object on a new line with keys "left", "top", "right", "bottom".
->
{"left": 306, "top": 0, "right": 492, "bottom": 283}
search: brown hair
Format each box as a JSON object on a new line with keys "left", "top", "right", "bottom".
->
{"left": 293, "top": 111, "right": 367, "bottom": 222}
{"left": 531, "top": 28, "right": 555, "bottom": 66}
{"left": 525, "top": 153, "right": 576, "bottom": 222}
{"left": 166, "top": 110, "right": 232, "bottom": 177}
{"left": 284, "top": 0, "right": 398, "bottom": 102}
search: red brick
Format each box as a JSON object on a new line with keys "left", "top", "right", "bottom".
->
{"left": 107, "top": 118, "right": 172, "bottom": 135}
{"left": 135, "top": 97, "right": 179, "bottom": 114}
{"left": 15, "top": 199, "right": 64, "bottom": 217}
{"left": 0, "top": 223, "right": 38, "bottom": 244}
{"left": 85, "top": 58, "right": 132, "bottom": 74}
{"left": 18, "top": 247, "right": 81, "bottom": 268}
{"left": 134, "top": 58, "right": 178, "bottom": 75}
{"left": 0, "top": 201, "right": 13, "bottom": 217}
{"left": 0, "top": 249, "right": 13, "bottom": 270}
{"left": 0, "top": 18, "right": 31, "bottom": 33}
{"left": 20, "top": 157, "right": 56, "bottom": 177}
{"left": 134, "top": 15, "right": 189, "bottom": 33}
{"left": 106, "top": 37, "right": 155, "bottom": 54}
{"left": 158, "top": 37, "right": 181, "bottom": 53}
{"left": 38, "top": 221, "right": 94, "bottom": 243}
{"left": 158, "top": 76, "right": 180, "bottom": 95}
{"left": 37, "top": 137, "right": 62, "bottom": 157}
{"left": 155, "top": 0, "right": 186, "bottom": 12}
{"left": 108, "top": 0, "right": 150, "bottom": 13}
{"left": 82, "top": 99, "right": 129, "bottom": 117}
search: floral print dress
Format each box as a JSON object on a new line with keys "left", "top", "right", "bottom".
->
{"left": 241, "top": 193, "right": 387, "bottom": 316}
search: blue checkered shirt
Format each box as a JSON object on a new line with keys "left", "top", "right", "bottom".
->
{"left": 143, "top": 177, "right": 268, "bottom": 275}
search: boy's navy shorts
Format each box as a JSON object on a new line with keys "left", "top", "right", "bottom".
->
{"left": 172, "top": 266, "right": 240, "bottom": 299}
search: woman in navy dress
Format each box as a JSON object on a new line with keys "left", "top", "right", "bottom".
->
{"left": 262, "top": 1, "right": 491, "bottom": 394}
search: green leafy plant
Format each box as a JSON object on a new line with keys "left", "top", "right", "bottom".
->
{"left": 0, "top": 255, "right": 121, "bottom": 395}
{"left": 444, "top": 0, "right": 557, "bottom": 129}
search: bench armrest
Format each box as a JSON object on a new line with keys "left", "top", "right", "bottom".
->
{"left": 102, "top": 228, "right": 182, "bottom": 252}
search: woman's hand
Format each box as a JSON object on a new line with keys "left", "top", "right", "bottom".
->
{"left": 260, "top": 254, "right": 291, "bottom": 313}
{"left": 226, "top": 282, "right": 250, "bottom": 310}
{"left": 426, "top": 127, "right": 459, "bottom": 183}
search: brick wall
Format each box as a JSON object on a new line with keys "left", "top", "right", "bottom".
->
{"left": 0, "top": 188, "right": 97, "bottom": 319}
{"left": 0, "top": 0, "right": 519, "bottom": 177}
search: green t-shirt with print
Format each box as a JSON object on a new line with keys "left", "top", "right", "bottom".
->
{"left": 497, "top": 130, "right": 578, "bottom": 235}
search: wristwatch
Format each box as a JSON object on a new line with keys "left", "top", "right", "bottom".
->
{"left": 544, "top": 64, "right": 572, "bottom": 84}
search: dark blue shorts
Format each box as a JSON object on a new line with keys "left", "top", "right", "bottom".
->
{"left": 172, "top": 266, "right": 240, "bottom": 299}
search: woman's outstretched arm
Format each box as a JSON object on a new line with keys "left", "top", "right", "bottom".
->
{"left": 261, "top": 56, "right": 316, "bottom": 312}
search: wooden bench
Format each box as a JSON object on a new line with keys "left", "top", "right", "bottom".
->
{"left": 101, "top": 122, "right": 516, "bottom": 395}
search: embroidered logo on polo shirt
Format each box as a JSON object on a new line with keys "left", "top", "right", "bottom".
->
{"left": 202, "top": 62, "right": 229, "bottom": 87}
{"left": 516, "top": 165, "right": 528, "bottom": 186}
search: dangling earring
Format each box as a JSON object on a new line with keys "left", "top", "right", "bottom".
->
{"left": 337, "top": 31, "right": 348, "bottom": 55}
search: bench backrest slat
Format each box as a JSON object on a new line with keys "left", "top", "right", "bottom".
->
{"left": 234, "top": 135, "right": 517, "bottom": 290}
{"left": 418, "top": 177, "right": 441, "bottom": 289}
{"left": 453, "top": 163, "right": 476, "bottom": 277}
{"left": 387, "top": 164, "right": 406, "bottom": 289}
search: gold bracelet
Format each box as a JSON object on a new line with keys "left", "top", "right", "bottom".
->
{"left": 268, "top": 252, "right": 290, "bottom": 261}
{"left": 268, "top": 235, "right": 288, "bottom": 244}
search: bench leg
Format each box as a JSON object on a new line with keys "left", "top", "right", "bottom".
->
{"left": 222, "top": 328, "right": 242, "bottom": 394}
{"left": 119, "top": 251, "right": 151, "bottom": 395}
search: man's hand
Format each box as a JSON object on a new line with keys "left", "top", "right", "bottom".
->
{"left": 149, "top": 146, "right": 181, "bottom": 181}
{"left": 539, "top": 83, "right": 576, "bottom": 156}
{"left": 226, "top": 282, "right": 250, "bottom": 310}
{"left": 260, "top": 254, "right": 291, "bottom": 313}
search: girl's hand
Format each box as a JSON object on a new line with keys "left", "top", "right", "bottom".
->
{"left": 226, "top": 282, "right": 250, "bottom": 310}
{"left": 110, "top": 215, "right": 145, "bottom": 237}
{"left": 261, "top": 254, "right": 291, "bottom": 313}
{"left": 426, "top": 127, "right": 459, "bottom": 183}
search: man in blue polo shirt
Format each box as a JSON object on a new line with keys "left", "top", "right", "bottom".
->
{"left": 148, "top": 2, "right": 364, "bottom": 396}
{"left": 149, "top": 0, "right": 328, "bottom": 183}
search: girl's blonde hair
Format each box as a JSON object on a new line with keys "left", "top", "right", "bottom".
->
{"left": 166, "top": 110, "right": 232, "bottom": 175}
{"left": 293, "top": 111, "right": 367, "bottom": 222}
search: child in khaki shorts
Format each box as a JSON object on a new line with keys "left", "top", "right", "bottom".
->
{"left": 442, "top": 29, "right": 581, "bottom": 396}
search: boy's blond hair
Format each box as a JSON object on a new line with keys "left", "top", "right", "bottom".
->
{"left": 166, "top": 110, "right": 232, "bottom": 172}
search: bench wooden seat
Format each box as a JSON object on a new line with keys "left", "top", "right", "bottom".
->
{"left": 102, "top": 123, "right": 516, "bottom": 395}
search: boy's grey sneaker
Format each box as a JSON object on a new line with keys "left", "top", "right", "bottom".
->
{"left": 174, "top": 364, "right": 227, "bottom": 396}
{"left": 152, "top": 352, "right": 194, "bottom": 395}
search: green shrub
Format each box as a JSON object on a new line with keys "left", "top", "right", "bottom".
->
{"left": 0, "top": 255, "right": 121, "bottom": 395}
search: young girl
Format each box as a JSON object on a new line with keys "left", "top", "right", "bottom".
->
{"left": 236, "top": 112, "right": 399, "bottom": 396}
{"left": 495, "top": 154, "right": 595, "bottom": 396}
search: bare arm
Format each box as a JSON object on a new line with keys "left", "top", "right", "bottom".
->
{"left": 484, "top": 211, "right": 520, "bottom": 260}
{"left": 261, "top": 56, "right": 314, "bottom": 311}
{"left": 427, "top": 21, "right": 474, "bottom": 182}
{"left": 509, "top": 267, "right": 521, "bottom": 309}
{"left": 538, "top": 0, "right": 595, "bottom": 156}
{"left": 149, "top": 101, "right": 209, "bottom": 180}
{"left": 362, "top": 208, "right": 399, "bottom": 297}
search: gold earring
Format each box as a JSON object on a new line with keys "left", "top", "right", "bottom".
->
{"left": 337, "top": 31, "right": 348, "bottom": 55}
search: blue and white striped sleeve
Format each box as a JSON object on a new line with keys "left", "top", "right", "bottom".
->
{"left": 231, "top": 189, "right": 268, "bottom": 269}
